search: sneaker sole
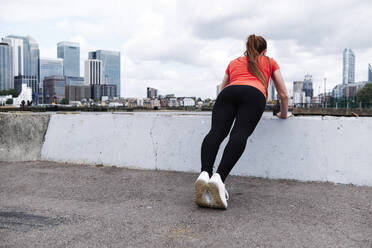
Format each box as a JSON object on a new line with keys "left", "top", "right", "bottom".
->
{"left": 195, "top": 179, "right": 209, "bottom": 207}
{"left": 207, "top": 181, "right": 227, "bottom": 209}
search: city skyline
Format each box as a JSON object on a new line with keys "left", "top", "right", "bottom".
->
{"left": 1, "top": 0, "right": 372, "bottom": 98}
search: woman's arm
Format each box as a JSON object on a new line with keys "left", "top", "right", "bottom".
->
{"left": 272, "top": 69, "right": 289, "bottom": 118}
{"left": 219, "top": 73, "right": 230, "bottom": 94}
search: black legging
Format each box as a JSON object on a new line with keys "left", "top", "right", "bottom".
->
{"left": 201, "top": 85, "right": 266, "bottom": 182}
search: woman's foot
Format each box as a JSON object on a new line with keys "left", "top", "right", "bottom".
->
{"left": 194, "top": 171, "right": 211, "bottom": 207}
{"left": 207, "top": 173, "right": 229, "bottom": 209}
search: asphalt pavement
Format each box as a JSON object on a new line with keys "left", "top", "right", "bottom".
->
{"left": 1, "top": 161, "right": 371, "bottom": 248}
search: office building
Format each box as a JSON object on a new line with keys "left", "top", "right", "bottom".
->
{"left": 293, "top": 81, "right": 304, "bottom": 93}
{"left": 6, "top": 35, "right": 39, "bottom": 80}
{"left": 0, "top": 42, "right": 13, "bottom": 90}
{"left": 43, "top": 76, "right": 66, "bottom": 104}
{"left": 39, "top": 58, "right": 64, "bottom": 103}
{"left": 14, "top": 75, "right": 38, "bottom": 104}
{"left": 29, "top": 37, "right": 40, "bottom": 80}
{"left": 65, "top": 85, "right": 91, "bottom": 102}
{"left": 91, "top": 84, "right": 117, "bottom": 100}
{"left": 85, "top": 59, "right": 104, "bottom": 85}
{"left": 343, "top": 82, "right": 367, "bottom": 99}
{"left": 332, "top": 84, "right": 344, "bottom": 99}
{"left": 303, "top": 74, "right": 314, "bottom": 98}
{"left": 1, "top": 36, "right": 23, "bottom": 76}
{"left": 343, "top": 48, "right": 355, "bottom": 84}
{"left": 66, "top": 76, "right": 84, "bottom": 85}
{"left": 89, "top": 50, "right": 120, "bottom": 97}
{"left": 4, "top": 35, "right": 40, "bottom": 104}
{"left": 368, "top": 64, "right": 372, "bottom": 82}
{"left": 57, "top": 41, "right": 80, "bottom": 77}
{"left": 147, "top": 87, "right": 158, "bottom": 99}
{"left": 39, "top": 58, "right": 64, "bottom": 83}
{"left": 293, "top": 81, "right": 305, "bottom": 104}
{"left": 267, "top": 78, "right": 277, "bottom": 102}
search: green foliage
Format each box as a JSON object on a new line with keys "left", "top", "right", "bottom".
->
{"left": 0, "top": 89, "right": 19, "bottom": 97}
{"left": 6, "top": 98, "right": 13, "bottom": 105}
{"left": 356, "top": 83, "right": 372, "bottom": 103}
{"left": 60, "top": 98, "right": 69, "bottom": 105}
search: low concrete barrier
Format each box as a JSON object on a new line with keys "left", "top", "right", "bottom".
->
{"left": 0, "top": 112, "right": 50, "bottom": 161}
{"left": 40, "top": 112, "right": 372, "bottom": 186}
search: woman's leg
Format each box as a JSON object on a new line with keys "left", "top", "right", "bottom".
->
{"left": 200, "top": 87, "right": 237, "bottom": 178}
{"left": 216, "top": 86, "right": 266, "bottom": 182}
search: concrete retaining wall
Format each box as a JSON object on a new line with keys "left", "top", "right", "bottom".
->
{"left": 0, "top": 112, "right": 50, "bottom": 161}
{"left": 40, "top": 112, "right": 372, "bottom": 186}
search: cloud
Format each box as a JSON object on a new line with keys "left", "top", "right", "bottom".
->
{"left": 1, "top": 0, "right": 372, "bottom": 98}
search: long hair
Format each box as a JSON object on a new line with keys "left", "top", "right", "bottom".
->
{"left": 244, "top": 34, "right": 268, "bottom": 88}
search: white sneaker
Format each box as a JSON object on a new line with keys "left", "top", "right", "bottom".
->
{"left": 207, "top": 173, "right": 229, "bottom": 209}
{"left": 194, "top": 171, "right": 211, "bottom": 207}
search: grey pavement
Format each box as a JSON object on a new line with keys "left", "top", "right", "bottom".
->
{"left": 0, "top": 161, "right": 371, "bottom": 248}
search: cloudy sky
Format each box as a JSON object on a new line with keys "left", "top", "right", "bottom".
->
{"left": 1, "top": 0, "right": 372, "bottom": 99}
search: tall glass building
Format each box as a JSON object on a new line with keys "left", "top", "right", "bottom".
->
{"left": 2, "top": 36, "right": 23, "bottom": 77}
{"left": 303, "top": 74, "right": 313, "bottom": 98}
{"left": 267, "top": 79, "right": 277, "bottom": 102}
{"left": 88, "top": 50, "right": 120, "bottom": 97}
{"left": 343, "top": 48, "right": 355, "bottom": 84}
{"left": 6, "top": 35, "right": 39, "bottom": 80}
{"left": 368, "top": 64, "right": 372, "bottom": 82}
{"left": 39, "top": 58, "right": 64, "bottom": 103}
{"left": 4, "top": 35, "right": 40, "bottom": 104}
{"left": 0, "top": 42, "right": 13, "bottom": 90}
{"left": 29, "top": 37, "right": 40, "bottom": 80}
{"left": 57, "top": 41, "right": 80, "bottom": 77}
{"left": 40, "top": 58, "right": 64, "bottom": 84}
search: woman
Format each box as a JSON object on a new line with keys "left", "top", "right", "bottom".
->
{"left": 195, "top": 34, "right": 289, "bottom": 209}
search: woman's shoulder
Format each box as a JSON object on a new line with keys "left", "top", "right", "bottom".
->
{"left": 230, "top": 56, "right": 246, "bottom": 64}
{"left": 258, "top": 55, "right": 275, "bottom": 61}
{"left": 259, "top": 56, "right": 279, "bottom": 65}
{"left": 269, "top": 56, "right": 278, "bottom": 63}
{"left": 262, "top": 56, "right": 280, "bottom": 71}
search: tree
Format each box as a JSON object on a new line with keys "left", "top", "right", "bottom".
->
{"left": 0, "top": 88, "right": 19, "bottom": 97}
{"left": 356, "top": 83, "right": 372, "bottom": 104}
{"left": 60, "top": 98, "right": 69, "bottom": 105}
{"left": 6, "top": 98, "right": 13, "bottom": 105}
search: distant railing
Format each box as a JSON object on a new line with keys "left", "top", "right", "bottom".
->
{"left": 293, "top": 97, "right": 372, "bottom": 109}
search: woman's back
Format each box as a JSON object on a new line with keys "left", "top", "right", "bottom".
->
{"left": 225, "top": 55, "right": 280, "bottom": 98}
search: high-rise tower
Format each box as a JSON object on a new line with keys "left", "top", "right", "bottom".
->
{"left": 4, "top": 35, "right": 40, "bottom": 103}
{"left": 0, "top": 42, "right": 13, "bottom": 90}
{"left": 343, "top": 48, "right": 355, "bottom": 84}
{"left": 57, "top": 41, "right": 80, "bottom": 77}
{"left": 88, "top": 50, "right": 120, "bottom": 97}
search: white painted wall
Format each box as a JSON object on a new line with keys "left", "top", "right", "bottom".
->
{"left": 41, "top": 112, "right": 372, "bottom": 186}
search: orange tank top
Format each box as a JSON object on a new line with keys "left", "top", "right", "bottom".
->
{"left": 224, "top": 56, "right": 280, "bottom": 98}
